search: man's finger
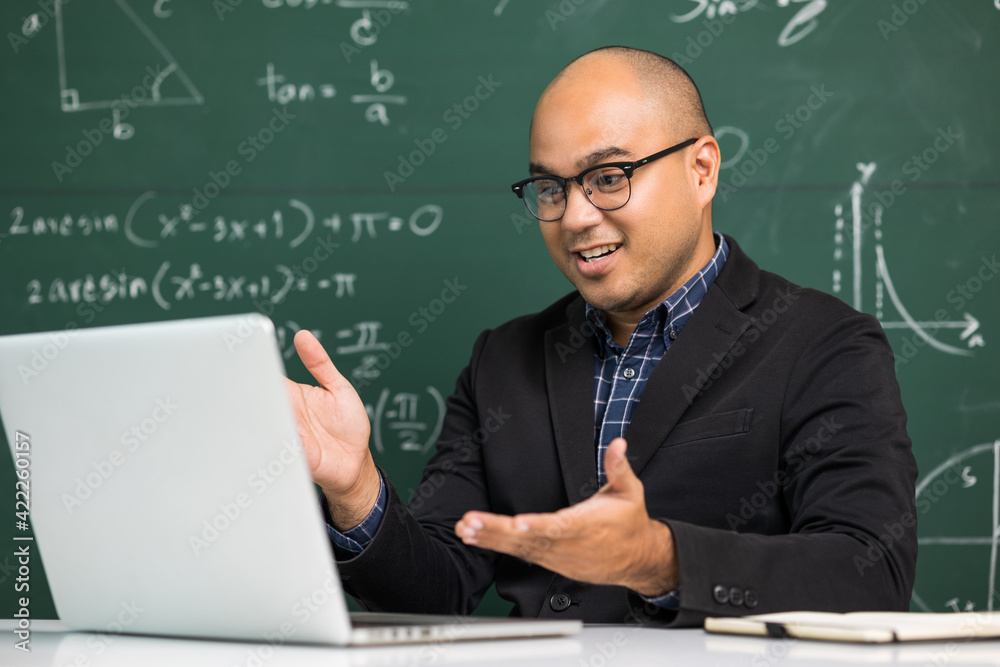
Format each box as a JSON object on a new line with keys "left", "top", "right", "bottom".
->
{"left": 603, "top": 437, "right": 638, "bottom": 491}
{"left": 456, "top": 512, "right": 545, "bottom": 553}
{"left": 457, "top": 511, "right": 571, "bottom": 565}
{"left": 457, "top": 512, "right": 515, "bottom": 548}
{"left": 512, "top": 509, "right": 581, "bottom": 541}
{"left": 293, "top": 329, "right": 346, "bottom": 390}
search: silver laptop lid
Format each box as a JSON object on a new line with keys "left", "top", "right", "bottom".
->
{"left": 0, "top": 314, "right": 353, "bottom": 644}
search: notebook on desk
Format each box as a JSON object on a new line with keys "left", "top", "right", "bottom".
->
{"left": 0, "top": 314, "right": 580, "bottom": 646}
{"left": 705, "top": 611, "right": 1000, "bottom": 644}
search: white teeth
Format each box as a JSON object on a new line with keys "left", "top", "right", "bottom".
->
{"left": 580, "top": 244, "right": 620, "bottom": 261}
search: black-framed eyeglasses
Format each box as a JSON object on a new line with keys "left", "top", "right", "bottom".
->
{"left": 510, "top": 138, "right": 698, "bottom": 222}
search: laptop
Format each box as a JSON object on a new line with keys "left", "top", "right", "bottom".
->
{"left": 0, "top": 314, "right": 581, "bottom": 645}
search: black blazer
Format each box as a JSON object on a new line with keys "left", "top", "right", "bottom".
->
{"left": 336, "top": 235, "right": 918, "bottom": 627}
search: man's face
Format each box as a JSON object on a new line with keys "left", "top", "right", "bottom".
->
{"left": 529, "top": 59, "right": 715, "bottom": 323}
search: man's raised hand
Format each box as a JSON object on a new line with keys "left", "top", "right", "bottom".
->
{"left": 285, "top": 329, "right": 381, "bottom": 530}
{"left": 454, "top": 438, "right": 679, "bottom": 596}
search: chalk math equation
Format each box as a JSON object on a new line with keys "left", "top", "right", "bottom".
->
{"left": 24, "top": 262, "right": 357, "bottom": 311}
{"left": 258, "top": 59, "right": 407, "bottom": 126}
{"left": 52, "top": 0, "right": 411, "bottom": 138}
{"left": 367, "top": 386, "right": 445, "bottom": 455}
{"left": 278, "top": 318, "right": 446, "bottom": 454}
{"left": 7, "top": 199, "right": 443, "bottom": 249}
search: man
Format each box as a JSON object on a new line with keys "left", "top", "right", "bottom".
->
{"left": 286, "top": 47, "right": 917, "bottom": 627}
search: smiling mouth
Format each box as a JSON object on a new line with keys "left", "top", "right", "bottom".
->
{"left": 578, "top": 244, "right": 621, "bottom": 263}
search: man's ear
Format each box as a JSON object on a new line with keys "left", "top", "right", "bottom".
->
{"left": 691, "top": 136, "right": 721, "bottom": 209}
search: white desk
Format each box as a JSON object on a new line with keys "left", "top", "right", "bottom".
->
{"left": 3, "top": 621, "right": 1000, "bottom": 667}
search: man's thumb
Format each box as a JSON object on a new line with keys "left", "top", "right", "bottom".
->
{"left": 293, "top": 329, "right": 343, "bottom": 390}
{"left": 604, "top": 437, "right": 637, "bottom": 489}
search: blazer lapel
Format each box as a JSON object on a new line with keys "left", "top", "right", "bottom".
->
{"left": 544, "top": 296, "right": 601, "bottom": 505}
{"left": 624, "top": 236, "right": 759, "bottom": 477}
{"left": 542, "top": 235, "right": 761, "bottom": 500}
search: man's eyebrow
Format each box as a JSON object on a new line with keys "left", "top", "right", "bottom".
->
{"left": 577, "top": 146, "right": 632, "bottom": 170}
{"left": 528, "top": 161, "right": 552, "bottom": 176}
{"left": 527, "top": 147, "right": 634, "bottom": 177}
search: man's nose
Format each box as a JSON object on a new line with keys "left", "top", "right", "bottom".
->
{"left": 559, "top": 181, "right": 603, "bottom": 233}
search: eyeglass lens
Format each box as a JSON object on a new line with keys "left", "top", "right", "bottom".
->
{"left": 522, "top": 166, "right": 631, "bottom": 221}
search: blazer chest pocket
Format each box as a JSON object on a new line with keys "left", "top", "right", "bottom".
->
{"left": 666, "top": 408, "right": 753, "bottom": 447}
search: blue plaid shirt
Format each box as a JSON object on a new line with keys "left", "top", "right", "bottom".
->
{"left": 585, "top": 232, "right": 728, "bottom": 609}
{"left": 324, "top": 474, "right": 386, "bottom": 555}
{"left": 328, "top": 234, "right": 729, "bottom": 610}
{"left": 589, "top": 233, "right": 729, "bottom": 486}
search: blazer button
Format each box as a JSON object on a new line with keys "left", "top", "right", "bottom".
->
{"left": 744, "top": 590, "right": 758, "bottom": 609}
{"left": 549, "top": 593, "right": 572, "bottom": 612}
{"left": 712, "top": 585, "right": 729, "bottom": 605}
{"left": 728, "top": 587, "right": 744, "bottom": 607}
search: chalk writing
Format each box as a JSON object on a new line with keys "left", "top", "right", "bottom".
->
{"left": 367, "top": 386, "right": 445, "bottom": 453}
{"left": 257, "top": 59, "right": 406, "bottom": 125}
{"left": 55, "top": 0, "right": 204, "bottom": 140}
{"left": 833, "top": 163, "right": 985, "bottom": 355}
{"left": 7, "top": 200, "right": 442, "bottom": 249}
{"left": 669, "top": 0, "right": 828, "bottom": 47}
{"left": 911, "top": 440, "right": 1000, "bottom": 613}
{"left": 23, "top": 263, "right": 358, "bottom": 310}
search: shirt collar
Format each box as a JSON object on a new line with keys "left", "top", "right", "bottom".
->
{"left": 585, "top": 232, "right": 730, "bottom": 354}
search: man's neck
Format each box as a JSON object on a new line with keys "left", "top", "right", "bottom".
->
{"left": 603, "top": 230, "right": 719, "bottom": 347}
{"left": 608, "top": 314, "right": 642, "bottom": 348}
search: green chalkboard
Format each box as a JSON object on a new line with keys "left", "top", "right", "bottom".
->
{"left": 1, "top": 0, "right": 998, "bottom": 621}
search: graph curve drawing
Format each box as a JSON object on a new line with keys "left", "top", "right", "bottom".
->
{"left": 911, "top": 440, "right": 1000, "bottom": 613}
{"left": 832, "top": 162, "right": 985, "bottom": 356}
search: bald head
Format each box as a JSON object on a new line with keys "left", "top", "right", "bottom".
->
{"left": 526, "top": 47, "right": 721, "bottom": 337}
{"left": 539, "top": 46, "right": 713, "bottom": 142}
